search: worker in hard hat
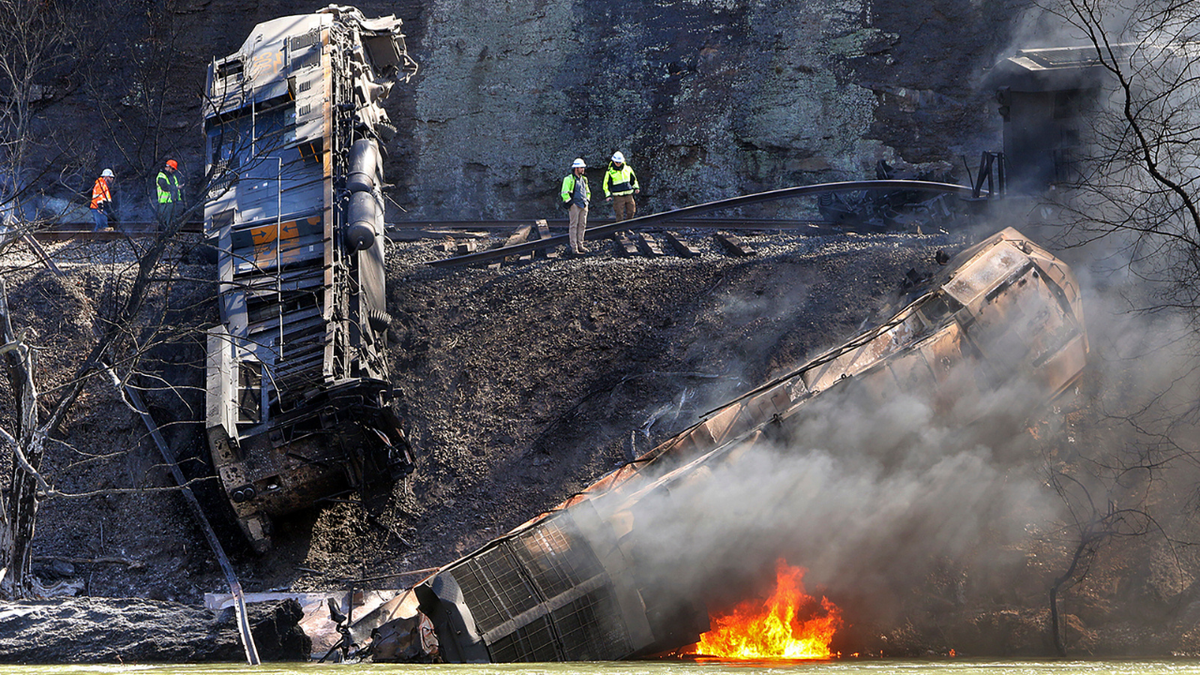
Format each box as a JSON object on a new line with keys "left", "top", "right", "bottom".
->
{"left": 89, "top": 169, "right": 115, "bottom": 232}
{"left": 156, "top": 159, "right": 183, "bottom": 225}
{"left": 560, "top": 158, "right": 591, "bottom": 255}
{"left": 603, "top": 151, "right": 640, "bottom": 223}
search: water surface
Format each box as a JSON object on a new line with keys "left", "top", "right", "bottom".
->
{"left": 6, "top": 660, "right": 1200, "bottom": 675}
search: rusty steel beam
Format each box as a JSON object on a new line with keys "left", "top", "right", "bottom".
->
{"left": 426, "top": 180, "right": 983, "bottom": 268}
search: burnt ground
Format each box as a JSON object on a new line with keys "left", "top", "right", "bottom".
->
{"left": 4, "top": 221, "right": 1200, "bottom": 661}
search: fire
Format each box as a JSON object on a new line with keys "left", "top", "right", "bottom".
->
{"left": 692, "top": 559, "right": 842, "bottom": 660}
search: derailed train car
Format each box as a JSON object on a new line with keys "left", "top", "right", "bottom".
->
{"left": 203, "top": 6, "right": 417, "bottom": 552}
{"left": 352, "top": 227, "right": 1089, "bottom": 662}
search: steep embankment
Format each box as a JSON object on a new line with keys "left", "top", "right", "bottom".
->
{"left": 7, "top": 223, "right": 1200, "bottom": 660}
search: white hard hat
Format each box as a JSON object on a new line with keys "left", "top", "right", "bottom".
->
{"left": 571, "top": 158, "right": 586, "bottom": 169}
{"left": 101, "top": 169, "right": 114, "bottom": 178}
{"left": 611, "top": 152, "right": 625, "bottom": 163}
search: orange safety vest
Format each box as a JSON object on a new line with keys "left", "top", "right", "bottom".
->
{"left": 90, "top": 177, "right": 112, "bottom": 209}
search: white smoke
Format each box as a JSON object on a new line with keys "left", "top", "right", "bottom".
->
{"left": 582, "top": 356, "right": 1063, "bottom": 626}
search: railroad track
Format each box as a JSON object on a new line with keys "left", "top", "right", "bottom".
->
{"left": 28, "top": 217, "right": 846, "bottom": 242}
{"left": 23, "top": 180, "right": 988, "bottom": 260}
{"left": 428, "top": 179, "right": 987, "bottom": 268}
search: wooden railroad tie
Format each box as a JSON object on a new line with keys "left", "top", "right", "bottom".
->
{"left": 663, "top": 231, "right": 699, "bottom": 258}
{"left": 534, "top": 219, "right": 558, "bottom": 259}
{"left": 612, "top": 231, "right": 640, "bottom": 256}
{"left": 637, "top": 232, "right": 664, "bottom": 257}
{"left": 487, "top": 224, "right": 532, "bottom": 269}
{"left": 714, "top": 232, "right": 756, "bottom": 257}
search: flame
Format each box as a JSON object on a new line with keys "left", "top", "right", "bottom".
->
{"left": 692, "top": 559, "right": 842, "bottom": 660}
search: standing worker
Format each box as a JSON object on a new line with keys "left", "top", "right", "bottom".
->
{"left": 90, "top": 169, "right": 114, "bottom": 232}
{"left": 602, "top": 151, "right": 640, "bottom": 223}
{"left": 156, "top": 159, "right": 182, "bottom": 225}
{"left": 560, "top": 158, "right": 590, "bottom": 255}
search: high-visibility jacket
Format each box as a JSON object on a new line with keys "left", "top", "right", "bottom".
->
{"left": 560, "top": 173, "right": 590, "bottom": 206}
{"left": 602, "top": 164, "right": 639, "bottom": 197}
{"left": 90, "top": 177, "right": 112, "bottom": 209}
{"left": 157, "top": 170, "right": 181, "bottom": 204}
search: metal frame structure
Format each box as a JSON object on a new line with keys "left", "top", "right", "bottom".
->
{"left": 203, "top": 6, "right": 416, "bottom": 552}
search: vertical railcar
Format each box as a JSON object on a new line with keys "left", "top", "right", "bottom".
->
{"left": 203, "top": 6, "right": 416, "bottom": 552}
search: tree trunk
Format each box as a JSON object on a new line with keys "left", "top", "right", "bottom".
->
{"left": 7, "top": 443, "right": 41, "bottom": 596}
{"left": 0, "top": 483, "right": 10, "bottom": 595}
{"left": 0, "top": 278, "right": 43, "bottom": 599}
{"left": 1049, "top": 582, "right": 1065, "bottom": 657}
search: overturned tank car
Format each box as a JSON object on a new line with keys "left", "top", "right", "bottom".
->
{"left": 203, "top": 6, "right": 417, "bottom": 552}
{"left": 351, "top": 227, "right": 1089, "bottom": 662}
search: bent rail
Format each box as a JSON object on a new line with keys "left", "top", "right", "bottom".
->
{"left": 427, "top": 180, "right": 982, "bottom": 268}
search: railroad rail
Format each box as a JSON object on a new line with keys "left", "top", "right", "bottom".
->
{"left": 22, "top": 180, "right": 985, "bottom": 251}
{"left": 426, "top": 179, "right": 987, "bottom": 268}
{"left": 25, "top": 218, "right": 832, "bottom": 243}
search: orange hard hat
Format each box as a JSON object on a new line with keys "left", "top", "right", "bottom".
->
{"left": 166, "top": 159, "right": 178, "bottom": 170}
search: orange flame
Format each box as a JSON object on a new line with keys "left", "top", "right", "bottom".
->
{"left": 692, "top": 559, "right": 842, "bottom": 660}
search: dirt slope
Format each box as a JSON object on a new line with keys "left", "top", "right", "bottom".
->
{"left": 0, "top": 227, "right": 954, "bottom": 655}
{"left": 7, "top": 223, "right": 1200, "bottom": 661}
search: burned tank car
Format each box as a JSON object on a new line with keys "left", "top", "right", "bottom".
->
{"left": 203, "top": 6, "right": 417, "bottom": 552}
{"left": 353, "top": 227, "right": 1088, "bottom": 663}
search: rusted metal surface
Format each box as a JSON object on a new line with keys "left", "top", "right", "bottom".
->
{"left": 202, "top": 7, "right": 416, "bottom": 552}
{"left": 360, "top": 227, "right": 1088, "bottom": 663}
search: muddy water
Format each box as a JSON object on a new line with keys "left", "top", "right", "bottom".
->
{"left": 6, "top": 661, "right": 1200, "bottom": 675}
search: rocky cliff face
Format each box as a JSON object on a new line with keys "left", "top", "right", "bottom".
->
{"left": 390, "top": 0, "right": 1033, "bottom": 220}
{"left": 23, "top": 0, "right": 1030, "bottom": 222}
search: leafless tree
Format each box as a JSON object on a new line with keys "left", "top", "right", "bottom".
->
{"left": 1019, "top": 0, "right": 1200, "bottom": 653}
{"left": 1047, "top": 0, "right": 1200, "bottom": 319}
{"left": 0, "top": 0, "right": 269, "bottom": 599}
{"left": 1043, "top": 464, "right": 1161, "bottom": 655}
{"left": 0, "top": 0, "right": 85, "bottom": 244}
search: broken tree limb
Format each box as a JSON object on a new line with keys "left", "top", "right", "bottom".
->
{"left": 102, "top": 367, "right": 260, "bottom": 666}
{"left": 19, "top": 234, "right": 63, "bottom": 277}
{"left": 33, "top": 555, "right": 144, "bottom": 568}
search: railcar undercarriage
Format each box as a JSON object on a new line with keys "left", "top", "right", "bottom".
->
{"left": 203, "top": 5, "right": 417, "bottom": 552}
